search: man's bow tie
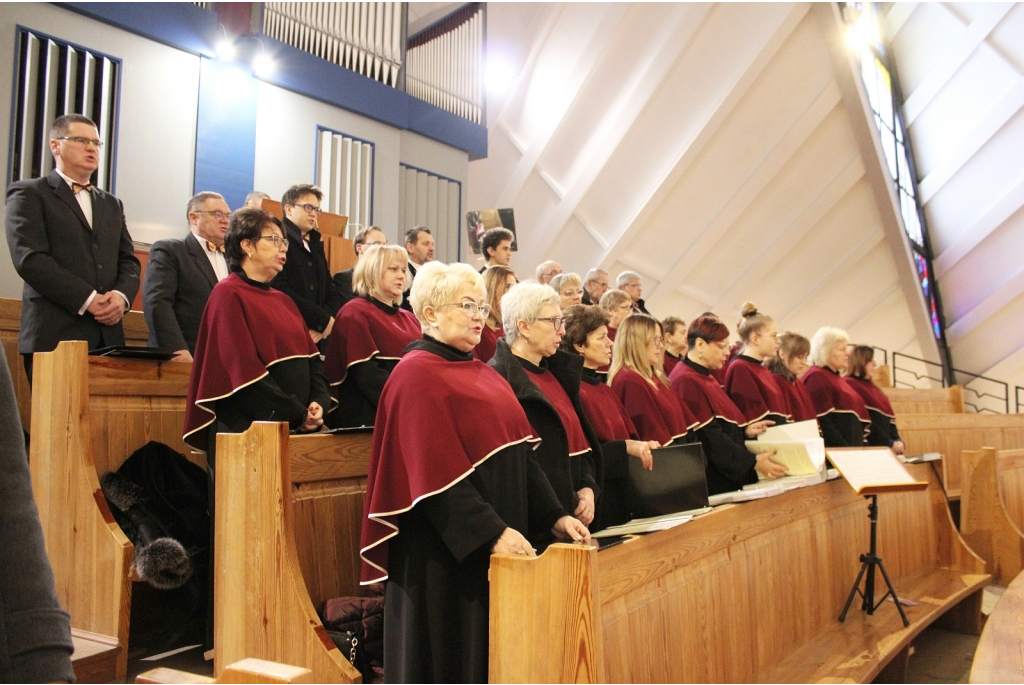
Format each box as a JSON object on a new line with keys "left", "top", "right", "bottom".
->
{"left": 72, "top": 182, "right": 94, "bottom": 194}
{"left": 206, "top": 241, "right": 225, "bottom": 253}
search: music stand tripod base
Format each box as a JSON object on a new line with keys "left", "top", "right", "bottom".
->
{"left": 838, "top": 494, "right": 910, "bottom": 627}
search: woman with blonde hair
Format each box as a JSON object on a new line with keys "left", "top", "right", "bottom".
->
{"left": 550, "top": 272, "right": 584, "bottom": 310}
{"left": 324, "top": 244, "right": 421, "bottom": 427}
{"left": 475, "top": 265, "right": 517, "bottom": 362}
{"left": 609, "top": 314, "right": 695, "bottom": 445}
{"left": 802, "top": 327, "right": 869, "bottom": 447}
{"left": 361, "top": 262, "right": 588, "bottom": 683}
{"left": 724, "top": 303, "right": 789, "bottom": 426}
{"left": 669, "top": 315, "right": 786, "bottom": 495}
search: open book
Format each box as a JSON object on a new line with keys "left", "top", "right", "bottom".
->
{"left": 827, "top": 448, "right": 928, "bottom": 495}
{"left": 745, "top": 419, "right": 826, "bottom": 477}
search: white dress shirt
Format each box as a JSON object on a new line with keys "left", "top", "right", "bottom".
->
{"left": 192, "top": 231, "right": 229, "bottom": 281}
{"left": 54, "top": 168, "right": 130, "bottom": 315}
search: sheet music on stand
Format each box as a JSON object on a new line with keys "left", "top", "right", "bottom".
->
{"left": 827, "top": 448, "right": 928, "bottom": 495}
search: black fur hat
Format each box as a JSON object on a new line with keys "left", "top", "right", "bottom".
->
{"left": 133, "top": 538, "right": 193, "bottom": 589}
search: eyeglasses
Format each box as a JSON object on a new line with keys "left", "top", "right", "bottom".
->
{"left": 615, "top": 304, "right": 633, "bottom": 311}
{"left": 195, "top": 210, "right": 230, "bottom": 220}
{"left": 652, "top": 336, "right": 664, "bottom": 346}
{"left": 257, "top": 234, "right": 289, "bottom": 249}
{"left": 561, "top": 289, "right": 583, "bottom": 298}
{"left": 290, "top": 203, "right": 322, "bottom": 214}
{"left": 536, "top": 316, "right": 567, "bottom": 329}
{"left": 442, "top": 302, "right": 492, "bottom": 318}
{"left": 56, "top": 136, "right": 104, "bottom": 148}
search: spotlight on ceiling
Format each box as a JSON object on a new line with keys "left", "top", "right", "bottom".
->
{"left": 252, "top": 51, "right": 275, "bottom": 78}
{"left": 485, "top": 56, "right": 516, "bottom": 95}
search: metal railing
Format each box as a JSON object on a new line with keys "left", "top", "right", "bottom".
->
{"left": 1017, "top": 386, "right": 1024, "bottom": 414}
{"left": 890, "top": 351, "right": 1013, "bottom": 414}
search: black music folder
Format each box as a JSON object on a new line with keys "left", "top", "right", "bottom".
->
{"left": 626, "top": 442, "right": 709, "bottom": 518}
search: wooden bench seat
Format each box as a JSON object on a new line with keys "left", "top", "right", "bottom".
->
{"left": 71, "top": 629, "right": 121, "bottom": 684}
{"left": 30, "top": 341, "right": 193, "bottom": 682}
{"left": 138, "top": 658, "right": 313, "bottom": 684}
{"left": 897, "top": 413, "right": 1024, "bottom": 500}
{"left": 489, "top": 463, "right": 989, "bottom": 683}
{"left": 970, "top": 569, "right": 1024, "bottom": 683}
{"left": 960, "top": 447, "right": 1024, "bottom": 584}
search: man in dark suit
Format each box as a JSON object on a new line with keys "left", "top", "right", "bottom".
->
{"left": 582, "top": 268, "right": 609, "bottom": 305}
{"left": 142, "top": 192, "right": 231, "bottom": 361}
{"left": 400, "top": 225, "right": 434, "bottom": 311}
{"left": 270, "top": 184, "right": 344, "bottom": 350}
{"left": 333, "top": 225, "right": 387, "bottom": 304}
{"left": 5, "top": 114, "right": 140, "bottom": 381}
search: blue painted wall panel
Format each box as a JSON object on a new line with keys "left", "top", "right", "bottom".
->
{"left": 194, "top": 58, "right": 257, "bottom": 209}
{"left": 57, "top": 2, "right": 218, "bottom": 57}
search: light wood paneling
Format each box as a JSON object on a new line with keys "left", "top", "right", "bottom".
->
{"left": 960, "top": 447, "right": 1024, "bottom": 585}
{"left": 999, "top": 449, "right": 1024, "bottom": 543}
{"left": 970, "top": 569, "right": 1024, "bottom": 684}
{"left": 885, "top": 385, "right": 965, "bottom": 414}
{"left": 489, "top": 463, "right": 989, "bottom": 683}
{"left": 261, "top": 200, "right": 355, "bottom": 275}
{"left": 214, "top": 424, "right": 362, "bottom": 683}
{"left": 899, "top": 413, "right": 1024, "bottom": 499}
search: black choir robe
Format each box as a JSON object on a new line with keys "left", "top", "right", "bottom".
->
{"left": 579, "top": 366, "right": 638, "bottom": 527}
{"left": 844, "top": 375, "right": 903, "bottom": 448}
{"left": 361, "top": 337, "right": 564, "bottom": 683}
{"left": 670, "top": 357, "right": 758, "bottom": 495}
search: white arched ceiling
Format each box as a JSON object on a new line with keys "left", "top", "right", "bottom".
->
{"left": 886, "top": 3, "right": 1024, "bottom": 394}
{"left": 469, "top": 2, "right": 940, "bottom": 363}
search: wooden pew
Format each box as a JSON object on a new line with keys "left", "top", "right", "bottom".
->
{"left": 970, "top": 569, "right": 1024, "bottom": 683}
{"left": 1000, "top": 448, "right": 1024, "bottom": 534}
{"left": 30, "top": 340, "right": 193, "bottom": 682}
{"left": 489, "top": 463, "right": 989, "bottom": 683}
{"left": 138, "top": 658, "right": 313, "bottom": 684}
{"left": 0, "top": 296, "right": 151, "bottom": 433}
{"left": 883, "top": 385, "right": 965, "bottom": 414}
{"left": 897, "top": 413, "right": 1024, "bottom": 500}
{"left": 213, "top": 422, "right": 365, "bottom": 683}
{"left": 960, "top": 447, "right": 1024, "bottom": 585}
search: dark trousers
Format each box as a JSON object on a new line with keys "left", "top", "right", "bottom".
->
{"left": 22, "top": 354, "right": 32, "bottom": 387}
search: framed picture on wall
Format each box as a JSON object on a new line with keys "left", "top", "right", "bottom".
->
{"left": 466, "top": 208, "right": 517, "bottom": 255}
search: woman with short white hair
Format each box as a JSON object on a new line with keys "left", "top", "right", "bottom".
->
{"left": 550, "top": 272, "right": 583, "bottom": 310}
{"left": 802, "top": 326, "right": 869, "bottom": 447}
{"left": 490, "top": 282, "right": 605, "bottom": 532}
{"left": 323, "top": 244, "right": 421, "bottom": 428}
{"left": 361, "top": 262, "right": 588, "bottom": 683}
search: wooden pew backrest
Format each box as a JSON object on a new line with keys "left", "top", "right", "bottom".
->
{"left": 898, "top": 413, "right": 1024, "bottom": 499}
{"left": 489, "top": 463, "right": 989, "bottom": 684}
{"left": 884, "top": 385, "right": 965, "bottom": 414}
{"left": 970, "top": 568, "right": 1024, "bottom": 683}
{"left": 960, "top": 447, "right": 1024, "bottom": 584}
{"left": 999, "top": 448, "right": 1024, "bottom": 540}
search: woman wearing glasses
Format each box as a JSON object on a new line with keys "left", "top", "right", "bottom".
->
{"left": 324, "top": 244, "right": 421, "bottom": 428}
{"left": 669, "top": 315, "right": 787, "bottom": 495}
{"left": 489, "top": 282, "right": 605, "bottom": 534}
{"left": 550, "top": 272, "right": 584, "bottom": 310}
{"left": 361, "top": 262, "right": 588, "bottom": 683}
{"left": 723, "top": 303, "right": 790, "bottom": 426}
{"left": 609, "top": 315, "right": 696, "bottom": 446}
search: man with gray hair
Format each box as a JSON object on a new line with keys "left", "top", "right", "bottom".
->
{"left": 617, "top": 270, "right": 651, "bottom": 315}
{"left": 535, "top": 260, "right": 563, "bottom": 285}
{"left": 142, "top": 191, "right": 231, "bottom": 361}
{"left": 582, "top": 268, "right": 609, "bottom": 305}
{"left": 244, "top": 190, "right": 269, "bottom": 209}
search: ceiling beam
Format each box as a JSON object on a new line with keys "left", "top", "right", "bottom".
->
{"left": 918, "top": 75, "right": 1024, "bottom": 203}
{"left": 883, "top": 2, "right": 918, "bottom": 41}
{"left": 649, "top": 79, "right": 843, "bottom": 301}
{"left": 902, "top": 3, "right": 1014, "bottom": 125}
{"left": 592, "top": 3, "right": 812, "bottom": 276}
{"left": 933, "top": 172, "right": 1024, "bottom": 277}
{"left": 946, "top": 265, "right": 1024, "bottom": 344}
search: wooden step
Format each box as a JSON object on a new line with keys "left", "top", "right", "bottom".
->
{"left": 71, "top": 629, "right": 121, "bottom": 684}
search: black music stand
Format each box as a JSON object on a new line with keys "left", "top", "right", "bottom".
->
{"left": 838, "top": 494, "right": 909, "bottom": 627}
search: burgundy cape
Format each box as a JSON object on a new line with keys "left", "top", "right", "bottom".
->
{"left": 611, "top": 367, "right": 696, "bottom": 444}
{"left": 360, "top": 349, "right": 538, "bottom": 584}
{"left": 773, "top": 374, "right": 818, "bottom": 422}
{"left": 183, "top": 273, "right": 320, "bottom": 450}
{"left": 802, "top": 366, "right": 871, "bottom": 422}
{"left": 323, "top": 297, "right": 422, "bottom": 385}
{"left": 725, "top": 355, "right": 790, "bottom": 423}
{"left": 663, "top": 351, "right": 681, "bottom": 376}
{"left": 843, "top": 375, "right": 896, "bottom": 417}
{"left": 669, "top": 359, "right": 748, "bottom": 429}
{"left": 579, "top": 379, "right": 638, "bottom": 443}
{"left": 526, "top": 368, "right": 592, "bottom": 456}
{"left": 473, "top": 323, "right": 502, "bottom": 363}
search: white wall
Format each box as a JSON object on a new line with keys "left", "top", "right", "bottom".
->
{"left": 0, "top": 2, "right": 200, "bottom": 299}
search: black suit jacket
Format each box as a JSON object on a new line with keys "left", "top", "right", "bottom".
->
{"left": 333, "top": 268, "right": 355, "bottom": 305}
{"left": 270, "top": 218, "right": 344, "bottom": 331}
{"left": 142, "top": 233, "right": 218, "bottom": 353}
{"left": 400, "top": 261, "right": 418, "bottom": 312}
{"left": 5, "top": 170, "right": 140, "bottom": 354}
